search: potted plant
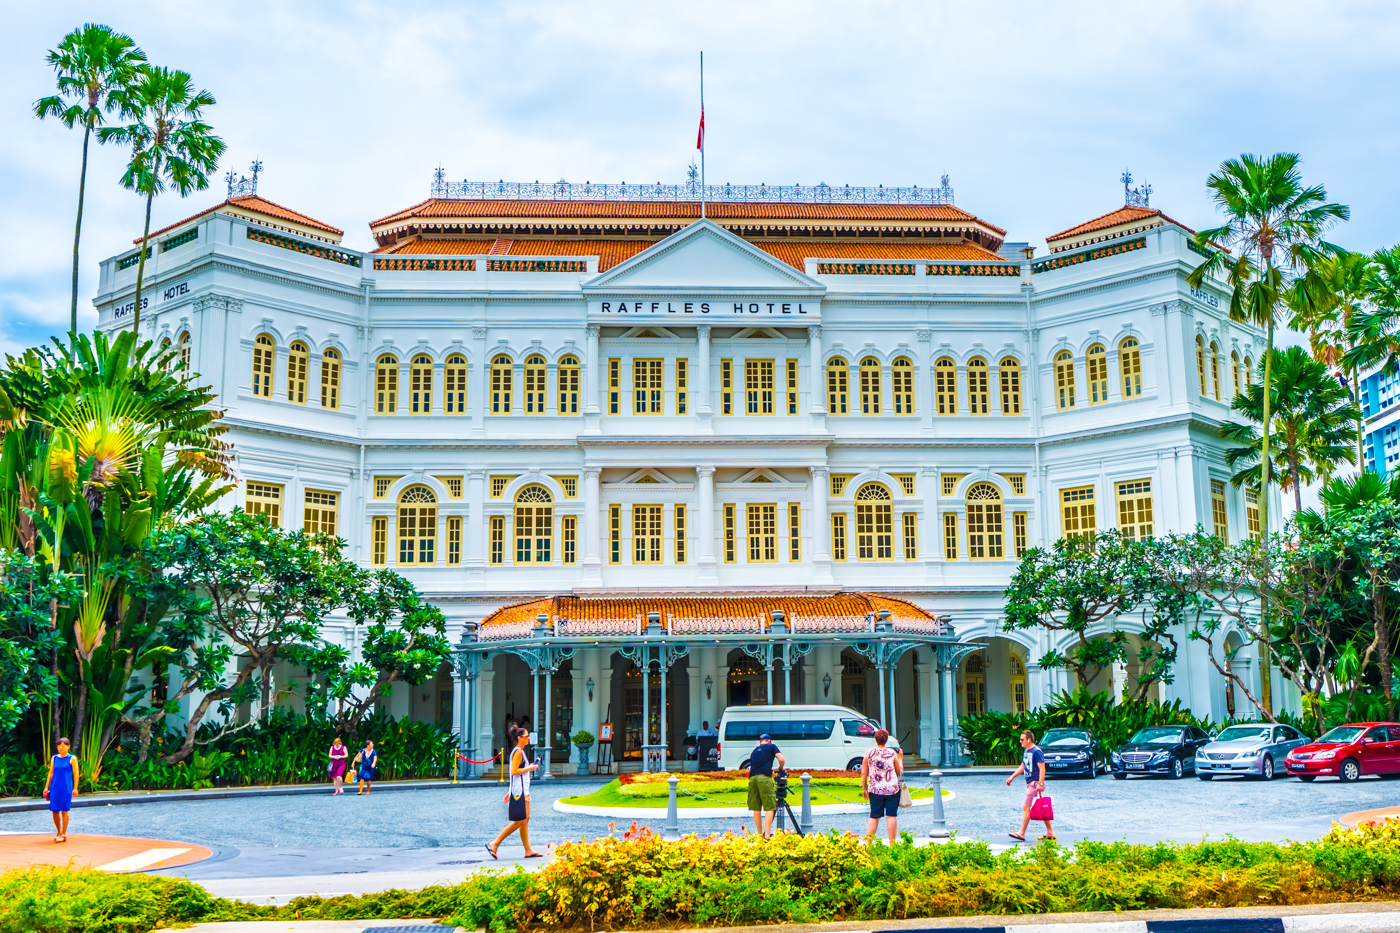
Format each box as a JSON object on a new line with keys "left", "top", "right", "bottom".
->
{"left": 572, "top": 729, "right": 596, "bottom": 776}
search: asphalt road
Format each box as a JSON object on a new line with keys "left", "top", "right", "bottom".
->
{"left": 0, "top": 770, "right": 1379, "bottom": 850}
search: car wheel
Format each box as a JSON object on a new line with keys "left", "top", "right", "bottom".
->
{"left": 1113, "top": 772, "right": 1127, "bottom": 780}
{"left": 1259, "top": 757, "right": 1274, "bottom": 781}
{"left": 1340, "top": 758, "right": 1361, "bottom": 783}
{"left": 1197, "top": 773, "right": 1212, "bottom": 781}
{"left": 1170, "top": 758, "right": 1184, "bottom": 780}
{"left": 845, "top": 758, "right": 862, "bottom": 772}
{"left": 740, "top": 759, "right": 751, "bottom": 771}
{"left": 1298, "top": 775, "right": 1317, "bottom": 783}
{"left": 1086, "top": 764, "right": 1097, "bottom": 779}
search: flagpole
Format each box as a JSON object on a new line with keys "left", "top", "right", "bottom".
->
{"left": 700, "top": 51, "right": 706, "bottom": 220}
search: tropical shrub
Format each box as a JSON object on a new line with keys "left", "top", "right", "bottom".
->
{"left": 11, "top": 821, "right": 1400, "bottom": 932}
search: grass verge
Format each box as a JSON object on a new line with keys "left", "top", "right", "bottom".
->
{"left": 9, "top": 821, "right": 1400, "bottom": 933}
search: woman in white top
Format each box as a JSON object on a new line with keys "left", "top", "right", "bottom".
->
{"left": 486, "top": 725, "right": 542, "bottom": 859}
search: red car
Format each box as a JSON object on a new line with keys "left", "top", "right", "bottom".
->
{"left": 1284, "top": 722, "right": 1400, "bottom": 782}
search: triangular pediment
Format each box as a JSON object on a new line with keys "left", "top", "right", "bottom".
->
{"left": 584, "top": 219, "right": 823, "bottom": 292}
{"left": 734, "top": 468, "right": 788, "bottom": 484}
{"left": 616, "top": 468, "right": 676, "bottom": 485}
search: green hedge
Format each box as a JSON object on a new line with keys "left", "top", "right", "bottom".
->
{"left": 958, "top": 687, "right": 1314, "bottom": 766}
{"left": 9, "top": 821, "right": 1400, "bottom": 933}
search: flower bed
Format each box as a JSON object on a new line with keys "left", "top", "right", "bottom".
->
{"left": 11, "top": 821, "right": 1400, "bottom": 933}
{"left": 616, "top": 767, "right": 858, "bottom": 785}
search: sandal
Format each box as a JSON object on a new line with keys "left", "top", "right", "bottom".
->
{"left": 1040, "top": 834, "right": 1058, "bottom": 840}
{"left": 1008, "top": 832, "right": 1026, "bottom": 841}
{"left": 524, "top": 851, "right": 544, "bottom": 858}
{"left": 485, "top": 843, "right": 498, "bottom": 860}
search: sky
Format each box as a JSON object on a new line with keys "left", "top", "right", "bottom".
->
{"left": 4, "top": 0, "right": 1400, "bottom": 359}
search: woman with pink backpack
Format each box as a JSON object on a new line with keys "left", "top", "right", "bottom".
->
{"left": 1006, "top": 728, "right": 1055, "bottom": 841}
{"left": 859, "top": 728, "right": 904, "bottom": 844}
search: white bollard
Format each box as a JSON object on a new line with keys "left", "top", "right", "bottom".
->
{"left": 662, "top": 773, "right": 681, "bottom": 840}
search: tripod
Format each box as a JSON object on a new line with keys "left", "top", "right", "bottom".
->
{"left": 772, "top": 774, "right": 805, "bottom": 837}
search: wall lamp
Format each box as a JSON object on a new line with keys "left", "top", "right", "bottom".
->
{"left": 823, "top": 673, "right": 832, "bottom": 698}
{"left": 586, "top": 678, "right": 595, "bottom": 702}
{"left": 704, "top": 675, "right": 713, "bottom": 700}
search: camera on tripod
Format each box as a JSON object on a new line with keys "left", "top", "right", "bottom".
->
{"left": 773, "top": 768, "right": 789, "bottom": 803}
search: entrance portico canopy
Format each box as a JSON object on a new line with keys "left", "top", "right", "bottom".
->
{"left": 453, "top": 592, "right": 967, "bottom": 774}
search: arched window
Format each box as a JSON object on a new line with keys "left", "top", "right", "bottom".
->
{"left": 159, "top": 336, "right": 172, "bottom": 370}
{"left": 963, "top": 653, "right": 986, "bottom": 714}
{"left": 1231, "top": 350, "right": 1241, "bottom": 399}
{"left": 1243, "top": 355, "right": 1253, "bottom": 387}
{"left": 397, "top": 485, "right": 437, "bottom": 564}
{"left": 1010, "top": 654, "right": 1027, "bottom": 714}
{"left": 287, "top": 340, "right": 308, "bottom": 404}
{"left": 177, "top": 331, "right": 191, "bottom": 372}
{"left": 968, "top": 357, "right": 990, "bottom": 415}
{"left": 514, "top": 484, "right": 553, "bottom": 563}
{"left": 320, "top": 347, "right": 340, "bottom": 410}
{"left": 1086, "top": 344, "right": 1108, "bottom": 404}
{"left": 892, "top": 357, "right": 914, "bottom": 414}
{"left": 252, "top": 333, "right": 274, "bottom": 398}
{"left": 1196, "top": 335, "right": 1207, "bottom": 396}
{"left": 935, "top": 357, "right": 957, "bottom": 415}
{"left": 859, "top": 357, "right": 881, "bottom": 414}
{"left": 491, "top": 355, "right": 513, "bottom": 414}
{"left": 1054, "top": 350, "right": 1076, "bottom": 410}
{"left": 1120, "top": 337, "right": 1141, "bottom": 398}
{"left": 1210, "top": 341, "right": 1221, "bottom": 400}
{"left": 826, "top": 357, "right": 848, "bottom": 415}
{"left": 524, "top": 354, "right": 547, "bottom": 414}
{"left": 999, "top": 356, "right": 1022, "bottom": 414}
{"left": 375, "top": 354, "right": 398, "bottom": 414}
{"left": 558, "top": 355, "right": 580, "bottom": 415}
{"left": 444, "top": 354, "right": 467, "bottom": 414}
{"left": 410, "top": 354, "right": 433, "bottom": 414}
{"left": 966, "top": 482, "right": 1004, "bottom": 559}
{"left": 854, "top": 482, "right": 893, "bottom": 560}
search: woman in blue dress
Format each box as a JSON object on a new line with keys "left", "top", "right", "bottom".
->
{"left": 351, "top": 739, "right": 379, "bottom": 795}
{"left": 43, "top": 736, "right": 78, "bottom": 843}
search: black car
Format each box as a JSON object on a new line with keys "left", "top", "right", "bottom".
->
{"left": 1110, "top": 725, "right": 1212, "bottom": 779}
{"left": 1039, "top": 728, "right": 1106, "bottom": 778}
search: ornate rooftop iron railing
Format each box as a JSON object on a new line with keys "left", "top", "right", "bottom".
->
{"left": 430, "top": 171, "right": 955, "bottom": 205}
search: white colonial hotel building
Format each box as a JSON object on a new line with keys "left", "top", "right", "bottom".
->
{"left": 94, "top": 174, "right": 1296, "bottom": 772}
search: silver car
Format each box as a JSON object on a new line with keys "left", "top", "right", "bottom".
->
{"left": 1195, "top": 723, "right": 1309, "bottom": 780}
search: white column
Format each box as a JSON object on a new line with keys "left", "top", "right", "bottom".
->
{"left": 477, "top": 667, "right": 497, "bottom": 769}
{"left": 687, "top": 655, "right": 702, "bottom": 738}
{"left": 917, "top": 328, "right": 933, "bottom": 433}
{"left": 810, "top": 465, "right": 833, "bottom": 584}
{"left": 696, "top": 324, "right": 713, "bottom": 416}
{"left": 808, "top": 325, "right": 825, "bottom": 414}
{"left": 465, "top": 469, "right": 486, "bottom": 580}
{"left": 915, "top": 655, "right": 935, "bottom": 761}
{"left": 582, "top": 466, "right": 602, "bottom": 583}
{"left": 697, "top": 465, "right": 717, "bottom": 583}
{"left": 585, "top": 324, "right": 602, "bottom": 413}
{"left": 569, "top": 663, "right": 586, "bottom": 768}
{"left": 470, "top": 325, "right": 487, "bottom": 434}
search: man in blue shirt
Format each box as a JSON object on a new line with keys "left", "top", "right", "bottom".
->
{"left": 698, "top": 721, "right": 718, "bottom": 737}
{"left": 1005, "top": 729, "right": 1053, "bottom": 841}
{"left": 746, "top": 734, "right": 785, "bottom": 838}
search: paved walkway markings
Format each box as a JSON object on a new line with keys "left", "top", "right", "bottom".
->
{"left": 97, "top": 847, "right": 194, "bottom": 871}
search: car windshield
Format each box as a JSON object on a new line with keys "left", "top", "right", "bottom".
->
{"left": 1317, "top": 726, "right": 1367, "bottom": 744}
{"left": 1042, "top": 730, "right": 1091, "bottom": 747}
{"left": 1215, "top": 726, "right": 1271, "bottom": 742}
{"left": 1130, "top": 727, "right": 1185, "bottom": 744}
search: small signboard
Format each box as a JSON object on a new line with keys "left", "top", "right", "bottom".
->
{"left": 599, "top": 722, "right": 613, "bottom": 742}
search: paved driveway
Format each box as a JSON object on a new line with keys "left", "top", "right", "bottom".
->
{"left": 0, "top": 771, "right": 1380, "bottom": 850}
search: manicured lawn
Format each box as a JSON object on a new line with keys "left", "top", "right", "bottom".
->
{"left": 560, "top": 778, "right": 939, "bottom": 809}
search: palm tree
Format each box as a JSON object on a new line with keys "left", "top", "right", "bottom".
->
{"left": 1221, "top": 346, "right": 1360, "bottom": 514}
{"left": 34, "top": 24, "right": 146, "bottom": 338}
{"left": 1343, "top": 246, "right": 1400, "bottom": 468}
{"left": 1291, "top": 249, "right": 1372, "bottom": 468}
{"left": 98, "top": 66, "right": 225, "bottom": 333}
{"left": 1187, "top": 153, "right": 1349, "bottom": 714}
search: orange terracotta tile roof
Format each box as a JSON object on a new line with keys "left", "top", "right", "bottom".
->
{"left": 370, "top": 198, "right": 1003, "bottom": 233}
{"left": 375, "top": 236, "right": 1007, "bottom": 272}
{"left": 137, "top": 195, "right": 344, "bottom": 243}
{"left": 756, "top": 240, "right": 1007, "bottom": 267}
{"left": 1045, "top": 205, "right": 1193, "bottom": 243}
{"left": 478, "top": 592, "right": 940, "bottom": 629}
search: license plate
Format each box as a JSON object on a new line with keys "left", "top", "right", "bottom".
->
{"left": 1049, "top": 763, "right": 1067, "bottom": 768}
{"left": 1127, "top": 763, "right": 1145, "bottom": 770}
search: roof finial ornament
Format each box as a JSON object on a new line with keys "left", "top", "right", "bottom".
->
{"left": 1122, "top": 168, "right": 1151, "bottom": 208}
{"left": 431, "top": 165, "right": 446, "bottom": 198}
{"left": 226, "top": 158, "right": 263, "bottom": 199}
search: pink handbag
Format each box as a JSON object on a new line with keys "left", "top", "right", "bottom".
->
{"left": 1029, "top": 794, "right": 1054, "bottom": 821}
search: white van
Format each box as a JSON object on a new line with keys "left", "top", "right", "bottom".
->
{"left": 716, "top": 704, "right": 898, "bottom": 772}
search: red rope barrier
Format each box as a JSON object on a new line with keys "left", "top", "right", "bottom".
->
{"left": 456, "top": 751, "right": 501, "bottom": 765}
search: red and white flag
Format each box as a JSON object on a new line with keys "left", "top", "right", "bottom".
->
{"left": 696, "top": 105, "right": 705, "bottom": 151}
